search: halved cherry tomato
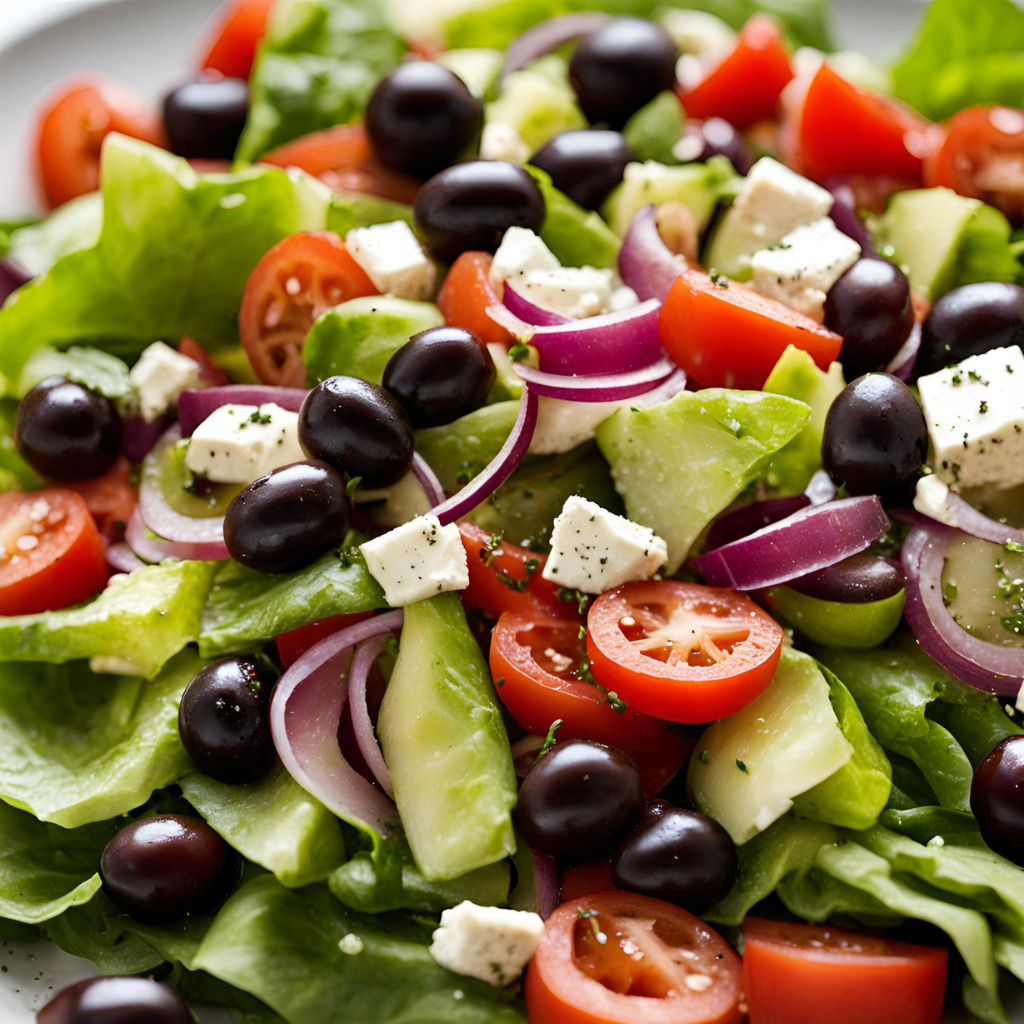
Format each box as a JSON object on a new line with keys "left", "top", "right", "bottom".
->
{"left": 239, "top": 231, "right": 377, "bottom": 386}
{"left": 261, "top": 125, "right": 421, "bottom": 205}
{"left": 177, "top": 336, "right": 231, "bottom": 386}
{"left": 925, "top": 105, "right": 1024, "bottom": 226}
{"left": 586, "top": 581, "right": 784, "bottom": 724}
{"left": 67, "top": 457, "right": 138, "bottom": 541}
{"left": 276, "top": 611, "right": 374, "bottom": 668}
{"left": 490, "top": 612, "right": 693, "bottom": 796}
{"left": 742, "top": 917, "right": 947, "bottom": 1024}
{"left": 526, "top": 892, "right": 744, "bottom": 1024}
{"left": 199, "top": 0, "right": 275, "bottom": 81}
{"left": 459, "top": 522, "right": 568, "bottom": 620}
{"left": 790, "top": 64, "right": 928, "bottom": 183}
{"left": 438, "top": 252, "right": 514, "bottom": 348}
{"left": 659, "top": 267, "right": 842, "bottom": 390}
{"left": 560, "top": 861, "right": 616, "bottom": 904}
{"left": 35, "top": 77, "right": 166, "bottom": 209}
{"left": 678, "top": 15, "right": 793, "bottom": 131}
{"left": 0, "top": 489, "right": 109, "bottom": 615}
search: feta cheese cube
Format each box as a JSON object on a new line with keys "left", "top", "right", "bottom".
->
{"left": 429, "top": 901, "right": 544, "bottom": 988}
{"left": 480, "top": 120, "right": 531, "bottom": 164}
{"left": 608, "top": 284, "right": 640, "bottom": 312}
{"left": 518, "top": 265, "right": 615, "bottom": 319}
{"left": 345, "top": 221, "right": 437, "bottom": 300}
{"left": 359, "top": 514, "right": 469, "bottom": 607}
{"left": 489, "top": 227, "right": 560, "bottom": 294}
{"left": 917, "top": 346, "right": 1024, "bottom": 490}
{"left": 129, "top": 341, "right": 202, "bottom": 423}
{"left": 185, "top": 403, "right": 305, "bottom": 485}
{"left": 750, "top": 218, "right": 861, "bottom": 321}
{"left": 913, "top": 475, "right": 960, "bottom": 528}
{"left": 542, "top": 495, "right": 668, "bottom": 592}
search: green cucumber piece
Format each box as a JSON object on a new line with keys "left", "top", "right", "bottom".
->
{"left": 765, "top": 586, "right": 906, "bottom": 649}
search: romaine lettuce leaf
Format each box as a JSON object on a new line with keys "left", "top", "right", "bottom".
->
{"left": 16, "top": 345, "right": 132, "bottom": 400}
{"left": 0, "top": 561, "right": 216, "bottom": 679}
{"left": 47, "top": 893, "right": 166, "bottom": 974}
{"left": 2, "top": 192, "right": 102, "bottom": 278}
{"left": 0, "top": 399, "right": 42, "bottom": 493}
{"left": 325, "top": 192, "right": 414, "bottom": 236}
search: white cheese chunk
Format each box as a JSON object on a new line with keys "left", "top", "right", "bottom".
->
{"left": 489, "top": 227, "right": 560, "bottom": 294}
{"left": 608, "top": 284, "right": 640, "bottom": 312}
{"left": 542, "top": 495, "right": 668, "bottom": 593}
{"left": 88, "top": 655, "right": 145, "bottom": 676}
{"left": 517, "top": 265, "right": 615, "bottom": 319}
{"left": 480, "top": 120, "right": 531, "bottom": 164}
{"left": 750, "top": 218, "right": 861, "bottom": 321}
{"left": 359, "top": 514, "right": 469, "bottom": 607}
{"left": 129, "top": 341, "right": 202, "bottom": 423}
{"left": 913, "top": 475, "right": 960, "bottom": 528}
{"left": 185, "top": 403, "right": 305, "bottom": 485}
{"left": 663, "top": 9, "right": 736, "bottom": 62}
{"left": 345, "top": 221, "right": 437, "bottom": 300}
{"left": 429, "top": 901, "right": 544, "bottom": 988}
{"left": 917, "top": 346, "right": 1024, "bottom": 490}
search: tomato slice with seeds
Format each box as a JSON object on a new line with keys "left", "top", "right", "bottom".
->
{"left": 489, "top": 612, "right": 693, "bottom": 796}
{"left": 525, "top": 892, "right": 744, "bottom": 1024}
{"left": 438, "top": 251, "right": 515, "bottom": 349}
{"left": 586, "top": 581, "right": 784, "bottom": 724}
{"left": 239, "top": 231, "right": 378, "bottom": 386}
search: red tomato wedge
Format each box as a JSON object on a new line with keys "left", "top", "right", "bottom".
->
{"left": 678, "top": 15, "right": 793, "bottom": 131}
{"left": 490, "top": 612, "right": 692, "bottom": 796}
{"left": 0, "top": 489, "right": 109, "bottom": 615}
{"left": 276, "top": 612, "right": 374, "bottom": 669}
{"left": 925, "top": 105, "right": 1024, "bottom": 226}
{"left": 659, "top": 267, "right": 842, "bottom": 390}
{"left": 526, "top": 892, "right": 744, "bottom": 1024}
{"left": 438, "top": 252, "right": 514, "bottom": 348}
{"left": 790, "top": 64, "right": 928, "bottom": 183}
{"left": 239, "top": 231, "right": 377, "bottom": 386}
{"left": 35, "top": 77, "right": 166, "bottom": 209}
{"left": 260, "top": 125, "right": 421, "bottom": 204}
{"left": 742, "top": 917, "right": 947, "bottom": 1024}
{"left": 586, "top": 581, "right": 784, "bottom": 724}
{"left": 199, "top": 0, "right": 275, "bottom": 80}
{"left": 67, "top": 457, "right": 138, "bottom": 542}
{"left": 177, "top": 336, "right": 231, "bottom": 386}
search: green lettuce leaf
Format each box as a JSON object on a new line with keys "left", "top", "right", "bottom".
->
{"left": 3, "top": 193, "right": 102, "bottom": 278}
{"left": 47, "top": 893, "right": 166, "bottom": 974}
{"left": 16, "top": 345, "right": 132, "bottom": 400}
{"left": 326, "top": 192, "right": 414, "bottom": 236}
{"left": 237, "top": 0, "right": 406, "bottom": 160}
{"left": 0, "top": 399, "right": 42, "bottom": 493}
{"left": 0, "top": 561, "right": 216, "bottom": 679}
{"left": 526, "top": 167, "right": 620, "bottom": 269}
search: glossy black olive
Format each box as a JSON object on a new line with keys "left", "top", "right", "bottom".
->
{"left": 100, "top": 814, "right": 240, "bottom": 921}
{"left": 515, "top": 739, "right": 644, "bottom": 860}
{"left": 916, "top": 282, "right": 1024, "bottom": 378}
{"left": 16, "top": 376, "right": 121, "bottom": 481}
{"left": 611, "top": 800, "right": 737, "bottom": 914}
{"left": 677, "top": 117, "right": 753, "bottom": 174}
{"left": 825, "top": 257, "right": 915, "bottom": 379}
{"left": 821, "top": 373, "right": 927, "bottom": 501}
{"left": 382, "top": 327, "right": 495, "bottom": 427}
{"left": 568, "top": 18, "right": 678, "bottom": 129}
{"left": 299, "top": 376, "right": 414, "bottom": 487}
{"left": 414, "top": 161, "right": 546, "bottom": 263}
{"left": 38, "top": 976, "right": 192, "bottom": 1024}
{"left": 178, "top": 656, "right": 278, "bottom": 784}
{"left": 972, "top": 736, "right": 1024, "bottom": 866}
{"left": 788, "top": 552, "right": 905, "bottom": 604}
{"left": 529, "top": 130, "right": 635, "bottom": 210}
{"left": 365, "top": 61, "right": 483, "bottom": 180}
{"left": 163, "top": 76, "right": 249, "bottom": 160}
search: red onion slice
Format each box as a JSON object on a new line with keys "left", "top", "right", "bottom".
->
{"left": 105, "top": 542, "right": 145, "bottom": 574}
{"left": 511, "top": 735, "right": 545, "bottom": 779}
{"left": 618, "top": 204, "right": 690, "bottom": 303}
{"left": 121, "top": 414, "right": 172, "bottom": 465}
{"left": 270, "top": 611, "right": 405, "bottom": 835}
{"left": 704, "top": 494, "right": 811, "bottom": 552}
{"left": 511, "top": 355, "right": 679, "bottom": 402}
{"left": 432, "top": 386, "right": 539, "bottom": 525}
{"left": 411, "top": 452, "right": 446, "bottom": 508}
{"left": 0, "top": 256, "right": 32, "bottom": 305}
{"left": 885, "top": 319, "right": 922, "bottom": 382}
{"left": 915, "top": 483, "right": 1024, "bottom": 549}
{"left": 824, "top": 179, "right": 874, "bottom": 250}
{"left": 532, "top": 850, "right": 560, "bottom": 920}
{"left": 502, "top": 12, "right": 612, "bottom": 78}
{"left": 348, "top": 634, "right": 394, "bottom": 798}
{"left": 692, "top": 496, "right": 891, "bottom": 591}
{"left": 126, "top": 506, "right": 228, "bottom": 563}
{"left": 902, "top": 525, "right": 1024, "bottom": 696}
{"left": 503, "top": 283, "right": 573, "bottom": 327}
{"left": 178, "top": 385, "right": 308, "bottom": 437}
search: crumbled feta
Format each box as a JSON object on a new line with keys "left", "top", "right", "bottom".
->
{"left": 345, "top": 221, "right": 437, "bottom": 300}
{"left": 480, "top": 121, "right": 531, "bottom": 164}
{"left": 185, "top": 403, "right": 305, "bottom": 485}
{"left": 608, "top": 284, "right": 640, "bottom": 312}
{"left": 129, "top": 341, "right": 202, "bottom": 423}
{"left": 517, "top": 265, "right": 615, "bottom": 319}
{"left": 429, "top": 901, "right": 544, "bottom": 988}
{"left": 88, "top": 655, "right": 145, "bottom": 676}
{"left": 917, "top": 346, "right": 1024, "bottom": 490}
{"left": 913, "top": 475, "right": 960, "bottom": 528}
{"left": 489, "top": 227, "right": 560, "bottom": 294}
{"left": 1017, "top": 677, "right": 1024, "bottom": 713}
{"left": 542, "top": 495, "right": 668, "bottom": 593}
{"left": 359, "top": 514, "right": 469, "bottom": 607}
{"left": 750, "top": 218, "right": 861, "bottom": 321}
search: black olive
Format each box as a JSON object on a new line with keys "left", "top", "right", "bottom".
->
{"left": 678, "top": 117, "right": 752, "bottom": 174}
{"left": 529, "top": 130, "right": 635, "bottom": 210}
{"left": 163, "top": 76, "right": 249, "bottom": 160}
{"left": 788, "top": 553, "right": 905, "bottom": 604}
{"left": 972, "top": 736, "right": 1024, "bottom": 866}
{"left": 39, "top": 976, "right": 192, "bottom": 1024}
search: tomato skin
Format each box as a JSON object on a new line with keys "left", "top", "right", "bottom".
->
{"left": 659, "top": 267, "right": 842, "bottom": 390}
{"left": 438, "top": 252, "right": 514, "bottom": 348}
{"left": 35, "top": 77, "right": 166, "bottom": 209}
{"left": 742, "top": 917, "right": 947, "bottom": 1024}
{"left": 0, "top": 489, "right": 109, "bottom": 616}
{"left": 239, "top": 231, "right": 377, "bottom": 386}
{"left": 560, "top": 861, "right": 616, "bottom": 904}
{"left": 67, "top": 457, "right": 138, "bottom": 541}
{"left": 199, "top": 0, "right": 275, "bottom": 80}
{"left": 489, "top": 613, "right": 692, "bottom": 796}
{"left": 526, "top": 892, "right": 744, "bottom": 1024}
{"left": 177, "top": 336, "right": 231, "bottom": 386}
{"left": 678, "top": 15, "right": 793, "bottom": 131}
{"left": 276, "top": 612, "right": 374, "bottom": 669}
